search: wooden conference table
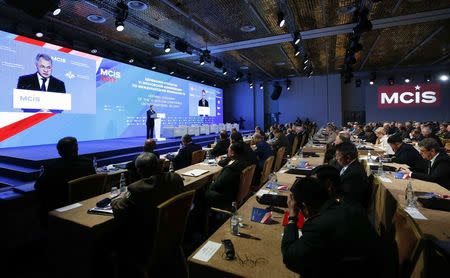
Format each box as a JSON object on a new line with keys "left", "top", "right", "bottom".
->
{"left": 188, "top": 152, "right": 450, "bottom": 277}
{"left": 47, "top": 162, "right": 222, "bottom": 278}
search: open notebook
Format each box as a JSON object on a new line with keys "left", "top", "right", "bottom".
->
{"left": 87, "top": 205, "right": 113, "bottom": 215}
{"left": 181, "top": 169, "right": 209, "bottom": 177}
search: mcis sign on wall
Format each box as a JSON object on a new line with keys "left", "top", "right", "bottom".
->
{"left": 377, "top": 84, "right": 441, "bottom": 108}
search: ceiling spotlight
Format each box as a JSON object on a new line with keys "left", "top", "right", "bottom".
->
{"left": 223, "top": 68, "right": 228, "bottom": 75}
{"left": 404, "top": 77, "right": 411, "bottom": 83}
{"left": 303, "top": 65, "right": 308, "bottom": 70}
{"left": 186, "top": 75, "right": 191, "bottom": 79}
{"left": 388, "top": 77, "right": 395, "bottom": 86}
{"left": 439, "top": 74, "right": 449, "bottom": 81}
{"left": 303, "top": 55, "right": 309, "bottom": 64}
{"left": 286, "top": 79, "right": 292, "bottom": 90}
{"left": 294, "top": 46, "right": 301, "bottom": 57}
{"left": 199, "top": 55, "right": 205, "bottom": 66}
{"left": 151, "top": 64, "right": 157, "bottom": 70}
{"left": 369, "top": 72, "right": 376, "bottom": 85}
{"left": 201, "top": 80, "right": 205, "bottom": 83}
{"left": 249, "top": 82, "right": 254, "bottom": 89}
{"left": 213, "top": 83, "right": 217, "bottom": 87}
{"left": 424, "top": 74, "right": 431, "bottom": 83}
{"left": 164, "top": 41, "right": 171, "bottom": 53}
{"left": 35, "top": 31, "right": 44, "bottom": 38}
{"left": 260, "top": 83, "right": 264, "bottom": 90}
{"left": 115, "top": 20, "right": 124, "bottom": 31}
{"left": 369, "top": 81, "right": 374, "bottom": 85}
{"left": 169, "top": 70, "right": 174, "bottom": 75}
{"left": 277, "top": 12, "right": 286, "bottom": 28}
{"left": 235, "top": 72, "right": 243, "bottom": 82}
{"left": 90, "top": 48, "right": 98, "bottom": 54}
{"left": 51, "top": 1, "right": 61, "bottom": 16}
{"left": 293, "top": 32, "right": 301, "bottom": 45}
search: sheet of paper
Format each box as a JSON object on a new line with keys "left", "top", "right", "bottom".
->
{"left": 192, "top": 241, "right": 222, "bottom": 262}
{"left": 256, "top": 189, "right": 277, "bottom": 197}
{"left": 182, "top": 169, "right": 209, "bottom": 177}
{"left": 404, "top": 207, "right": 428, "bottom": 220}
{"left": 55, "top": 203, "right": 82, "bottom": 212}
{"left": 379, "top": 176, "right": 392, "bottom": 183}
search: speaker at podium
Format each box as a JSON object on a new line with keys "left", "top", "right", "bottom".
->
{"left": 151, "top": 113, "right": 166, "bottom": 141}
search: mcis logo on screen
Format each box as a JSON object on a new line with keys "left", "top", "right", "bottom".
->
{"left": 99, "top": 68, "right": 121, "bottom": 82}
{"left": 377, "top": 84, "right": 440, "bottom": 108}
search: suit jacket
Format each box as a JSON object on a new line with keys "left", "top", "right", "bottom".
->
{"left": 218, "top": 142, "right": 257, "bottom": 167}
{"left": 340, "top": 160, "right": 370, "bottom": 207}
{"left": 205, "top": 158, "right": 248, "bottom": 209}
{"left": 281, "top": 200, "right": 381, "bottom": 278}
{"left": 255, "top": 141, "right": 274, "bottom": 170}
{"left": 146, "top": 109, "right": 156, "bottom": 125}
{"left": 17, "top": 73, "right": 66, "bottom": 93}
{"left": 391, "top": 143, "right": 427, "bottom": 173}
{"left": 111, "top": 172, "right": 184, "bottom": 262}
{"left": 171, "top": 142, "right": 202, "bottom": 170}
{"left": 363, "top": 132, "right": 377, "bottom": 144}
{"left": 210, "top": 138, "right": 230, "bottom": 157}
{"left": 34, "top": 157, "right": 96, "bottom": 216}
{"left": 272, "top": 133, "right": 292, "bottom": 157}
{"left": 411, "top": 152, "right": 450, "bottom": 190}
{"left": 423, "top": 133, "right": 444, "bottom": 148}
{"left": 286, "top": 132, "right": 295, "bottom": 148}
{"left": 198, "top": 98, "right": 209, "bottom": 107}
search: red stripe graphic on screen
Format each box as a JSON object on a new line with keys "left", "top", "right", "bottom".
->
{"left": 14, "top": 36, "right": 46, "bottom": 47}
{"left": 0, "top": 113, "right": 55, "bottom": 142}
{"left": 58, "top": 47, "right": 72, "bottom": 53}
{"left": 377, "top": 84, "right": 441, "bottom": 109}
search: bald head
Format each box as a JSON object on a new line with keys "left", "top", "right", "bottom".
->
{"left": 143, "top": 139, "right": 156, "bottom": 152}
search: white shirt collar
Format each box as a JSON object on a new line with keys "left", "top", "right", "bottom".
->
{"left": 340, "top": 158, "right": 356, "bottom": 176}
{"left": 430, "top": 153, "right": 440, "bottom": 167}
{"left": 37, "top": 73, "right": 49, "bottom": 90}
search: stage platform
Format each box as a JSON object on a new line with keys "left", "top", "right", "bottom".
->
{"left": 0, "top": 130, "right": 253, "bottom": 193}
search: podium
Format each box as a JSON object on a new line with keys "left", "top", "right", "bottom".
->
{"left": 152, "top": 113, "right": 166, "bottom": 141}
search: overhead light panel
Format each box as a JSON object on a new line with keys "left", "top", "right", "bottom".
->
{"left": 164, "top": 41, "right": 171, "bottom": 53}
{"left": 277, "top": 12, "right": 286, "bottom": 28}
{"left": 293, "top": 32, "right": 301, "bottom": 45}
{"left": 294, "top": 46, "right": 301, "bottom": 57}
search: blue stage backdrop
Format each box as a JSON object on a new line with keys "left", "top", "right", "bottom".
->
{"left": 0, "top": 30, "right": 223, "bottom": 148}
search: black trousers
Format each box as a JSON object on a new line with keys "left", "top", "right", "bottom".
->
{"left": 146, "top": 123, "right": 154, "bottom": 138}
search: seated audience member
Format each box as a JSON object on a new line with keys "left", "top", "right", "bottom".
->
{"left": 410, "top": 128, "right": 423, "bottom": 142}
{"left": 218, "top": 132, "right": 257, "bottom": 167}
{"left": 230, "top": 127, "right": 239, "bottom": 135}
{"left": 205, "top": 143, "right": 248, "bottom": 209}
{"left": 254, "top": 126, "right": 263, "bottom": 135}
{"left": 444, "top": 124, "right": 450, "bottom": 139}
{"left": 253, "top": 133, "right": 274, "bottom": 172}
{"left": 111, "top": 153, "right": 184, "bottom": 277}
{"left": 210, "top": 130, "right": 230, "bottom": 157}
{"left": 374, "top": 127, "right": 394, "bottom": 155}
{"left": 387, "top": 134, "right": 427, "bottom": 173}
{"left": 397, "top": 124, "right": 409, "bottom": 140}
{"left": 436, "top": 123, "right": 447, "bottom": 138}
{"left": 272, "top": 128, "right": 292, "bottom": 157}
{"left": 34, "top": 137, "right": 96, "bottom": 224}
{"left": 421, "top": 126, "right": 444, "bottom": 148}
{"left": 167, "top": 134, "right": 202, "bottom": 170}
{"left": 286, "top": 128, "right": 296, "bottom": 148}
{"left": 126, "top": 139, "right": 160, "bottom": 183}
{"left": 362, "top": 126, "right": 377, "bottom": 144}
{"left": 335, "top": 142, "right": 369, "bottom": 207}
{"left": 400, "top": 138, "right": 450, "bottom": 189}
{"left": 282, "top": 176, "right": 380, "bottom": 278}
{"left": 324, "top": 131, "right": 351, "bottom": 170}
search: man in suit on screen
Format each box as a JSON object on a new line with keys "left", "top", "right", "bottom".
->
{"left": 198, "top": 89, "right": 209, "bottom": 107}
{"left": 17, "top": 53, "right": 66, "bottom": 93}
{"left": 146, "top": 105, "right": 156, "bottom": 139}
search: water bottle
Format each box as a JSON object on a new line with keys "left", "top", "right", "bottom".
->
{"left": 119, "top": 172, "right": 127, "bottom": 193}
{"left": 405, "top": 181, "right": 416, "bottom": 207}
{"left": 169, "top": 161, "right": 175, "bottom": 173}
{"left": 230, "top": 201, "right": 239, "bottom": 235}
{"left": 377, "top": 160, "right": 384, "bottom": 176}
{"left": 367, "top": 151, "right": 372, "bottom": 163}
{"left": 93, "top": 156, "right": 98, "bottom": 172}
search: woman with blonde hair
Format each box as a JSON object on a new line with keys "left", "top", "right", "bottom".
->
{"left": 375, "top": 127, "right": 394, "bottom": 155}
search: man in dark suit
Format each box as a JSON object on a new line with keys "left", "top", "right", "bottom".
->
{"left": 421, "top": 126, "right": 444, "bottom": 148}
{"left": 146, "top": 105, "right": 156, "bottom": 139}
{"left": 253, "top": 133, "right": 274, "bottom": 172}
{"left": 34, "top": 137, "right": 95, "bottom": 226}
{"left": 210, "top": 130, "right": 230, "bottom": 157}
{"left": 111, "top": 152, "right": 184, "bottom": 277}
{"left": 282, "top": 176, "right": 380, "bottom": 278}
{"left": 271, "top": 128, "right": 292, "bottom": 157}
{"left": 168, "top": 134, "right": 202, "bottom": 170}
{"left": 286, "top": 128, "right": 296, "bottom": 148}
{"left": 205, "top": 143, "right": 248, "bottom": 209}
{"left": 401, "top": 138, "right": 450, "bottom": 190}
{"left": 387, "top": 134, "right": 427, "bottom": 173}
{"left": 335, "top": 142, "right": 369, "bottom": 207}
{"left": 218, "top": 132, "right": 257, "bottom": 167}
{"left": 198, "top": 89, "right": 209, "bottom": 107}
{"left": 17, "top": 53, "right": 66, "bottom": 113}
{"left": 126, "top": 139, "right": 160, "bottom": 183}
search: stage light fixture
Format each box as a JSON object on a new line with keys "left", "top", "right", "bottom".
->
{"left": 175, "top": 39, "right": 192, "bottom": 54}
{"left": 294, "top": 46, "right": 301, "bottom": 57}
{"left": 293, "top": 32, "right": 301, "bottom": 45}
{"left": 388, "top": 77, "right": 395, "bottom": 86}
{"left": 277, "top": 12, "right": 286, "bottom": 28}
{"left": 286, "top": 79, "right": 292, "bottom": 91}
{"left": 303, "top": 64, "right": 308, "bottom": 70}
{"left": 439, "top": 74, "right": 449, "bottom": 81}
{"left": 235, "top": 72, "right": 243, "bottom": 82}
{"left": 90, "top": 48, "right": 98, "bottom": 54}
{"left": 35, "top": 31, "right": 44, "bottom": 38}
{"left": 249, "top": 82, "right": 254, "bottom": 89}
{"left": 164, "top": 41, "right": 171, "bottom": 53}
{"left": 369, "top": 72, "right": 376, "bottom": 85}
{"left": 201, "top": 80, "right": 205, "bottom": 83}
{"left": 223, "top": 68, "right": 228, "bottom": 75}
{"left": 369, "top": 81, "right": 374, "bottom": 85}
{"left": 51, "top": 1, "right": 61, "bottom": 16}
{"left": 404, "top": 77, "right": 411, "bottom": 83}
{"left": 186, "top": 75, "right": 191, "bottom": 79}
{"left": 424, "top": 74, "right": 431, "bottom": 83}
{"left": 303, "top": 55, "right": 309, "bottom": 64}
{"left": 199, "top": 55, "right": 205, "bottom": 66}
{"left": 169, "top": 70, "right": 174, "bottom": 75}
{"left": 213, "top": 83, "right": 217, "bottom": 87}
{"left": 151, "top": 64, "right": 157, "bottom": 70}
{"left": 115, "top": 20, "right": 124, "bottom": 31}
{"left": 260, "top": 83, "right": 264, "bottom": 90}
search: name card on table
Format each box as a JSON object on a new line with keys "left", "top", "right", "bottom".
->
{"left": 192, "top": 241, "right": 222, "bottom": 262}
{"left": 55, "top": 203, "right": 82, "bottom": 212}
{"left": 404, "top": 207, "right": 427, "bottom": 220}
